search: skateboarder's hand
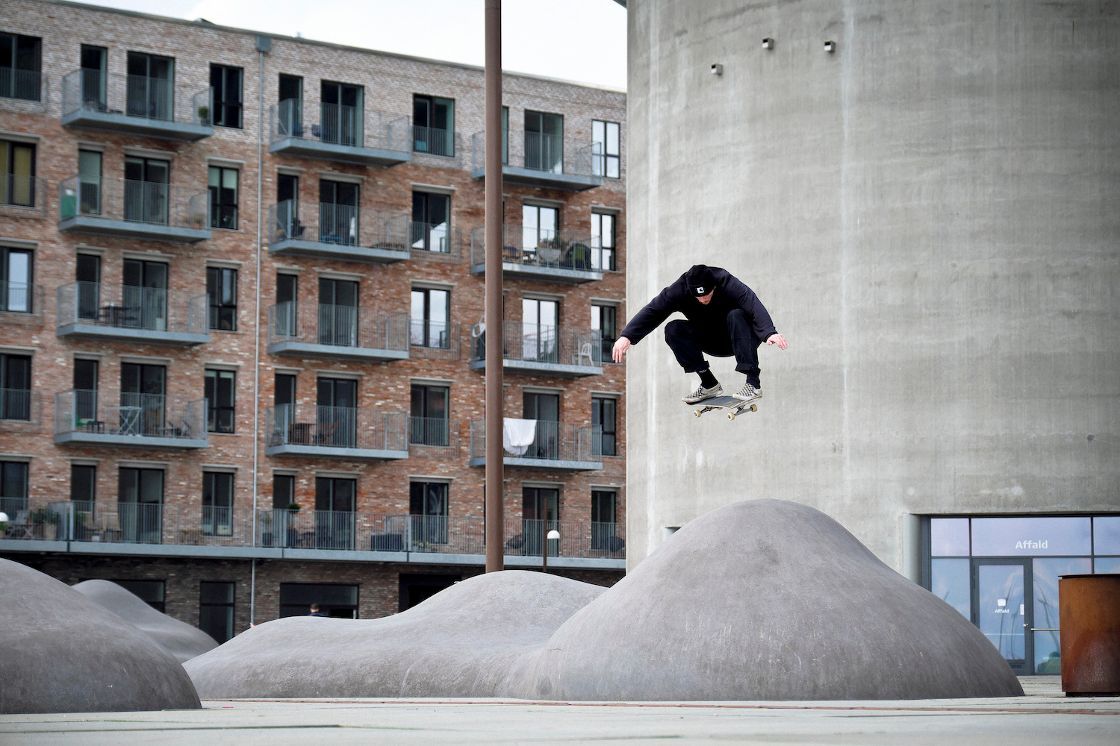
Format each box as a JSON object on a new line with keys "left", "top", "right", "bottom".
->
{"left": 612, "top": 336, "right": 632, "bottom": 363}
{"left": 766, "top": 333, "right": 788, "bottom": 350}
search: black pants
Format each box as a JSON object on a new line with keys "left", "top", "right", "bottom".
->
{"left": 664, "top": 310, "right": 762, "bottom": 387}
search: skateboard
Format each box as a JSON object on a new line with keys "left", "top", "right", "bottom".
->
{"left": 688, "top": 395, "right": 759, "bottom": 421}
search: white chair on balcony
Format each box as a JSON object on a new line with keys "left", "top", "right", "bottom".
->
{"left": 574, "top": 341, "right": 595, "bottom": 367}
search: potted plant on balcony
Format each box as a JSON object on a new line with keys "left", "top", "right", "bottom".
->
{"left": 197, "top": 105, "right": 210, "bottom": 124}
{"left": 29, "top": 507, "right": 60, "bottom": 539}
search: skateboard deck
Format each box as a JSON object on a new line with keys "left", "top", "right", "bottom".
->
{"left": 688, "top": 395, "right": 759, "bottom": 420}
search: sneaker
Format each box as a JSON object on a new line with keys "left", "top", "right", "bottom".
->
{"left": 682, "top": 382, "right": 722, "bottom": 404}
{"left": 733, "top": 381, "right": 762, "bottom": 404}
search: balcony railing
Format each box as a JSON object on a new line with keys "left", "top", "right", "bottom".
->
{"left": 468, "top": 419, "right": 603, "bottom": 470}
{"left": 0, "top": 175, "right": 46, "bottom": 215}
{"left": 0, "top": 283, "right": 42, "bottom": 319}
{"left": 471, "top": 130, "right": 603, "bottom": 191}
{"left": 469, "top": 226, "right": 606, "bottom": 283}
{"left": 57, "top": 282, "right": 208, "bottom": 345}
{"left": 412, "top": 124, "right": 455, "bottom": 157}
{"left": 268, "top": 200, "right": 409, "bottom": 263}
{"left": 469, "top": 323, "right": 603, "bottom": 376}
{"left": 269, "top": 100, "right": 410, "bottom": 165}
{"left": 60, "top": 69, "right": 213, "bottom": 140}
{"left": 368, "top": 213, "right": 463, "bottom": 259}
{"left": 54, "top": 390, "right": 208, "bottom": 448}
{"left": 0, "top": 67, "right": 47, "bottom": 108}
{"left": 0, "top": 388, "right": 39, "bottom": 428}
{"left": 58, "top": 176, "right": 211, "bottom": 242}
{"left": 409, "top": 416, "right": 456, "bottom": 448}
{"left": 267, "top": 302, "right": 408, "bottom": 361}
{"left": 265, "top": 404, "right": 408, "bottom": 459}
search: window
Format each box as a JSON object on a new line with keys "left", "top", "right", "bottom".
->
{"left": 208, "top": 166, "right": 239, "bottom": 229}
{"left": 592, "top": 120, "right": 621, "bottom": 178}
{"left": 279, "top": 582, "right": 357, "bottom": 619}
{"left": 1, "top": 139, "right": 35, "bottom": 208}
{"left": 410, "top": 481, "right": 449, "bottom": 544}
{"left": 319, "top": 179, "right": 359, "bottom": 245}
{"left": 199, "top": 581, "right": 235, "bottom": 644}
{"left": 522, "top": 297, "right": 558, "bottom": 363}
{"left": 123, "top": 156, "right": 169, "bottom": 224}
{"left": 107, "top": 579, "right": 165, "bottom": 612}
{"left": 275, "top": 272, "right": 297, "bottom": 337}
{"left": 122, "top": 258, "right": 168, "bottom": 331}
{"left": 78, "top": 149, "right": 101, "bottom": 215}
{"left": 209, "top": 64, "right": 242, "bottom": 128}
{"left": 276, "top": 172, "right": 300, "bottom": 239}
{"left": 592, "top": 304, "right": 617, "bottom": 362}
{"left": 74, "top": 358, "right": 98, "bottom": 425}
{"left": 410, "top": 286, "right": 450, "bottom": 349}
{"left": 71, "top": 464, "right": 96, "bottom": 511}
{"left": 413, "top": 94, "right": 455, "bottom": 156}
{"left": 0, "top": 460, "right": 29, "bottom": 512}
{"left": 317, "top": 377, "right": 357, "bottom": 447}
{"left": 205, "top": 369, "right": 236, "bottom": 434}
{"left": 591, "top": 489, "right": 619, "bottom": 550}
{"left": 410, "top": 383, "right": 449, "bottom": 446}
{"left": 524, "top": 110, "right": 563, "bottom": 173}
{"left": 206, "top": 266, "right": 238, "bottom": 330}
{"left": 202, "top": 471, "right": 234, "bottom": 535}
{"left": 0, "top": 352, "right": 31, "bottom": 421}
{"left": 273, "top": 473, "right": 295, "bottom": 510}
{"left": 522, "top": 486, "right": 559, "bottom": 556}
{"left": 0, "top": 246, "right": 32, "bottom": 313}
{"left": 80, "top": 45, "right": 107, "bottom": 110}
{"left": 126, "top": 52, "right": 173, "bottom": 121}
{"left": 319, "top": 277, "right": 358, "bottom": 347}
{"left": 411, "top": 191, "right": 451, "bottom": 253}
{"left": 274, "top": 372, "right": 296, "bottom": 442}
{"left": 321, "top": 81, "right": 361, "bottom": 146}
{"left": 278, "top": 74, "right": 302, "bottom": 135}
{"left": 117, "top": 467, "right": 164, "bottom": 544}
{"left": 523, "top": 391, "right": 560, "bottom": 460}
{"left": 120, "top": 363, "right": 166, "bottom": 437}
{"left": 591, "top": 212, "right": 616, "bottom": 271}
{"left": 314, "top": 476, "right": 356, "bottom": 550}
{"left": 522, "top": 204, "right": 558, "bottom": 250}
{"left": 592, "top": 396, "right": 618, "bottom": 456}
{"left": 0, "top": 33, "right": 42, "bottom": 101}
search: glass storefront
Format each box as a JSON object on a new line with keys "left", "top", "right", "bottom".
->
{"left": 924, "top": 515, "right": 1119, "bottom": 675}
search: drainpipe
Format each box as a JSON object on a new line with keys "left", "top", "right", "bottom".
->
{"left": 484, "top": 0, "right": 504, "bottom": 572}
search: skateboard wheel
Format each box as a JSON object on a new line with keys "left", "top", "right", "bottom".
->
{"left": 726, "top": 412, "right": 736, "bottom": 421}
{"left": 749, "top": 404, "right": 758, "bottom": 413}
{"left": 693, "top": 409, "right": 703, "bottom": 417}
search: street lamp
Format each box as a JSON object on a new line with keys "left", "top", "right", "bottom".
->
{"left": 542, "top": 527, "right": 560, "bottom": 573}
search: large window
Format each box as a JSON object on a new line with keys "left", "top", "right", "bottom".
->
{"left": 591, "top": 489, "right": 619, "bottom": 551}
{"left": 0, "top": 460, "right": 29, "bottom": 513}
{"left": 316, "top": 378, "right": 357, "bottom": 448}
{"left": 117, "top": 467, "right": 164, "bottom": 544}
{"left": 524, "top": 110, "right": 563, "bottom": 173}
{"left": 0, "top": 352, "right": 31, "bottom": 421}
{"left": 80, "top": 45, "right": 107, "bottom": 110}
{"left": 0, "top": 33, "right": 42, "bottom": 101}
{"left": 412, "top": 94, "right": 455, "bottom": 156}
{"left": 523, "top": 391, "right": 560, "bottom": 460}
{"left": 522, "top": 204, "right": 558, "bottom": 251}
{"left": 0, "top": 246, "right": 32, "bottom": 313}
{"left": 279, "top": 582, "right": 357, "bottom": 619}
{"left": 202, "top": 471, "right": 234, "bottom": 535}
{"left": 123, "top": 156, "right": 169, "bottom": 225}
{"left": 522, "top": 486, "right": 559, "bottom": 556}
{"left": 411, "top": 191, "right": 451, "bottom": 253}
{"left": 199, "top": 581, "right": 235, "bottom": 644}
{"left": 592, "top": 396, "right": 617, "bottom": 457}
{"left": 205, "top": 369, "right": 236, "bottom": 434}
{"left": 206, "top": 266, "right": 238, "bottom": 331}
{"left": 320, "top": 81, "right": 361, "bottom": 147}
{"left": 120, "top": 362, "right": 166, "bottom": 437}
{"left": 208, "top": 166, "right": 239, "bottom": 230}
{"left": 592, "top": 304, "right": 617, "bottom": 363}
{"left": 78, "top": 150, "right": 101, "bottom": 215}
{"left": 591, "top": 212, "right": 616, "bottom": 271}
{"left": 74, "top": 358, "right": 98, "bottom": 424}
{"left": 71, "top": 463, "right": 96, "bottom": 513}
{"left": 1, "top": 140, "right": 35, "bottom": 208}
{"left": 410, "top": 286, "right": 450, "bottom": 349}
{"left": 319, "top": 179, "right": 359, "bottom": 245}
{"left": 319, "top": 277, "right": 358, "bottom": 347}
{"left": 410, "top": 481, "right": 449, "bottom": 544}
{"left": 107, "top": 579, "right": 165, "bottom": 613}
{"left": 314, "top": 476, "right": 356, "bottom": 551}
{"left": 126, "top": 51, "right": 174, "bottom": 121}
{"left": 208, "top": 64, "right": 242, "bottom": 128}
{"left": 410, "top": 383, "right": 449, "bottom": 446}
{"left": 122, "top": 258, "right": 168, "bottom": 331}
{"left": 522, "top": 297, "right": 558, "bottom": 363}
{"left": 277, "top": 74, "right": 302, "bottom": 135}
{"left": 592, "top": 120, "right": 620, "bottom": 178}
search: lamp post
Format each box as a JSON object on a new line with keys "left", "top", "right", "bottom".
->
{"left": 542, "top": 527, "right": 560, "bottom": 573}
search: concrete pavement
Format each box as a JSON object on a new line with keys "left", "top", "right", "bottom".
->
{"left": 1, "top": 678, "right": 1117, "bottom": 744}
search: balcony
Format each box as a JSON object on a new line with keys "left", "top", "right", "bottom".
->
{"left": 267, "top": 303, "right": 408, "bottom": 361}
{"left": 60, "top": 69, "right": 213, "bottom": 141}
{"left": 1, "top": 175, "right": 47, "bottom": 218}
{"left": 469, "top": 324, "right": 604, "bottom": 377}
{"left": 265, "top": 405, "right": 408, "bottom": 460}
{"left": 57, "top": 283, "right": 208, "bottom": 345}
{"left": 58, "top": 177, "right": 210, "bottom": 243}
{"left": 471, "top": 130, "right": 603, "bottom": 191}
{"left": 268, "top": 200, "right": 409, "bottom": 263}
{"left": 371, "top": 213, "right": 463, "bottom": 260}
{"left": 54, "top": 390, "right": 208, "bottom": 449}
{"left": 269, "top": 100, "right": 410, "bottom": 166}
{"left": 0, "top": 389, "right": 40, "bottom": 432}
{"left": 468, "top": 419, "right": 603, "bottom": 471}
{"left": 469, "top": 227, "right": 607, "bottom": 283}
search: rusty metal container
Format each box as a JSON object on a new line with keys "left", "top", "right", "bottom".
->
{"left": 1059, "top": 574, "right": 1120, "bottom": 696}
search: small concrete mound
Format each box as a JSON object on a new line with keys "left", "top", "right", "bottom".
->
{"left": 73, "top": 580, "right": 218, "bottom": 663}
{"left": 0, "top": 559, "right": 201, "bottom": 714}
{"left": 186, "top": 570, "right": 605, "bottom": 698}
{"left": 505, "top": 499, "right": 1025, "bottom": 700}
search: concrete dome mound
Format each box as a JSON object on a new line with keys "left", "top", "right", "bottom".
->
{"left": 73, "top": 580, "right": 219, "bottom": 663}
{"left": 506, "top": 499, "right": 1024, "bottom": 700}
{"left": 0, "top": 560, "right": 201, "bottom": 714}
{"left": 186, "top": 570, "right": 605, "bottom": 698}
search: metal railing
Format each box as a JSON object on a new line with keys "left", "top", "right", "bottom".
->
{"left": 266, "top": 404, "right": 408, "bottom": 453}
{"left": 271, "top": 99, "right": 410, "bottom": 152}
{"left": 0, "top": 388, "right": 39, "bottom": 424}
{"left": 413, "top": 124, "right": 455, "bottom": 157}
{"left": 54, "top": 390, "right": 207, "bottom": 442}
{"left": 469, "top": 419, "right": 602, "bottom": 463}
{"left": 60, "top": 69, "right": 211, "bottom": 126}
{"left": 269, "top": 199, "right": 367, "bottom": 246}
{"left": 59, "top": 176, "right": 209, "bottom": 230}
{"left": 409, "top": 318, "right": 454, "bottom": 350}
{"left": 0, "top": 175, "right": 46, "bottom": 213}
{"left": 268, "top": 302, "right": 409, "bottom": 353}
{"left": 409, "top": 416, "right": 453, "bottom": 448}
{"left": 1, "top": 283, "right": 41, "bottom": 316}
{"left": 469, "top": 323, "right": 603, "bottom": 367}
{"left": 367, "top": 213, "right": 462, "bottom": 257}
{"left": 57, "top": 282, "right": 208, "bottom": 336}
{"left": 0, "top": 67, "right": 45, "bottom": 104}
{"left": 469, "top": 226, "right": 608, "bottom": 272}
{"left": 472, "top": 130, "right": 602, "bottom": 180}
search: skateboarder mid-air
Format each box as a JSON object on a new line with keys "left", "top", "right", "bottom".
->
{"left": 611, "top": 265, "right": 788, "bottom": 406}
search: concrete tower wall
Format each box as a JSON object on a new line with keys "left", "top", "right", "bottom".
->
{"left": 625, "top": 0, "right": 1120, "bottom": 573}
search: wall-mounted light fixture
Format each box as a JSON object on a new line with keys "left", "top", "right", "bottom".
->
{"left": 824, "top": 40, "right": 836, "bottom": 53}
{"left": 710, "top": 63, "right": 724, "bottom": 76}
{"left": 762, "top": 38, "right": 774, "bottom": 50}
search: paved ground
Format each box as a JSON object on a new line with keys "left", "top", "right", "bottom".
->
{"left": 1, "top": 678, "right": 1117, "bottom": 744}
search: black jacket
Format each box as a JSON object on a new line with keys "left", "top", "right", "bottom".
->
{"left": 619, "top": 266, "right": 778, "bottom": 345}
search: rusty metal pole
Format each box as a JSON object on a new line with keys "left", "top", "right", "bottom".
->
{"left": 484, "top": 0, "right": 504, "bottom": 573}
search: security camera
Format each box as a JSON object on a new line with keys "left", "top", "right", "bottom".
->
{"left": 762, "top": 38, "right": 774, "bottom": 50}
{"left": 710, "top": 63, "right": 723, "bottom": 76}
{"left": 824, "top": 40, "right": 836, "bottom": 53}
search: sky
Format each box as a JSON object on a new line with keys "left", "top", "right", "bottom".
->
{"left": 79, "top": 0, "right": 628, "bottom": 90}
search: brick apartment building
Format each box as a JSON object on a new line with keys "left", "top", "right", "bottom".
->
{"left": 0, "top": 0, "right": 626, "bottom": 640}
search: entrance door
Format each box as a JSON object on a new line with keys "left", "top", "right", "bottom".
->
{"left": 973, "top": 560, "right": 1032, "bottom": 675}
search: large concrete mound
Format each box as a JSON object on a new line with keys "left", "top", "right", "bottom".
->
{"left": 186, "top": 570, "right": 605, "bottom": 698}
{"left": 0, "top": 560, "right": 201, "bottom": 714}
{"left": 73, "top": 580, "right": 218, "bottom": 663}
{"left": 505, "top": 499, "right": 1024, "bottom": 700}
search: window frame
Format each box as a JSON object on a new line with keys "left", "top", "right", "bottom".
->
{"left": 202, "top": 470, "right": 234, "bottom": 535}
{"left": 410, "top": 383, "right": 450, "bottom": 446}
{"left": 412, "top": 94, "right": 456, "bottom": 157}
{"left": 0, "top": 245, "right": 33, "bottom": 313}
{"left": 592, "top": 395, "right": 618, "bottom": 457}
{"left": 199, "top": 580, "right": 236, "bottom": 644}
{"left": 208, "top": 63, "right": 243, "bottom": 128}
{"left": 592, "top": 119, "right": 621, "bottom": 178}
{"left": 0, "top": 459, "right": 29, "bottom": 510}
{"left": 410, "top": 286, "right": 450, "bottom": 349}
{"left": 0, "top": 32, "right": 43, "bottom": 102}
{"left": 204, "top": 368, "right": 236, "bottom": 434}
{"left": 1, "top": 139, "right": 37, "bottom": 208}
{"left": 591, "top": 212, "right": 616, "bottom": 271}
{"left": 206, "top": 266, "right": 238, "bottom": 331}
{"left": 208, "top": 165, "right": 239, "bottom": 230}
{"left": 0, "top": 351, "right": 31, "bottom": 421}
